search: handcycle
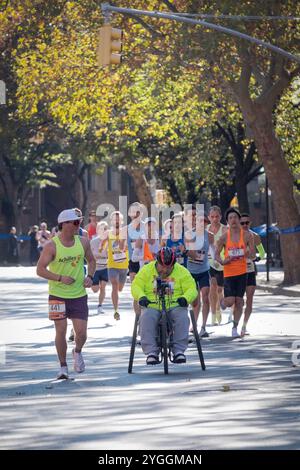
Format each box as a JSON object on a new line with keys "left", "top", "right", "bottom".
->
{"left": 128, "top": 278, "right": 206, "bottom": 375}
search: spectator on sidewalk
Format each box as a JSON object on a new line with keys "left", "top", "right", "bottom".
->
{"left": 85, "top": 210, "right": 97, "bottom": 240}
{"left": 36, "top": 222, "right": 50, "bottom": 254}
{"left": 28, "top": 225, "right": 39, "bottom": 265}
{"left": 7, "top": 226, "right": 21, "bottom": 265}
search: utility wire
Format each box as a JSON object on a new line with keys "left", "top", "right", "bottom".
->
{"left": 171, "top": 13, "right": 300, "bottom": 21}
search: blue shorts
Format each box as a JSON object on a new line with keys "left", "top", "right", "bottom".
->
{"left": 191, "top": 270, "right": 210, "bottom": 290}
{"left": 93, "top": 268, "right": 108, "bottom": 285}
{"left": 108, "top": 268, "right": 128, "bottom": 285}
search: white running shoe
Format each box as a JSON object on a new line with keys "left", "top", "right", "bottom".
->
{"left": 232, "top": 327, "right": 240, "bottom": 338}
{"left": 199, "top": 327, "right": 209, "bottom": 338}
{"left": 72, "top": 349, "right": 85, "bottom": 373}
{"left": 211, "top": 314, "right": 218, "bottom": 326}
{"left": 241, "top": 326, "right": 249, "bottom": 337}
{"left": 97, "top": 305, "right": 105, "bottom": 314}
{"left": 57, "top": 366, "right": 69, "bottom": 380}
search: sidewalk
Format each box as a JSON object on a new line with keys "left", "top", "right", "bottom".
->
{"left": 256, "top": 262, "right": 300, "bottom": 297}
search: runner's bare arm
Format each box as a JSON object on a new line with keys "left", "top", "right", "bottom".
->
{"left": 208, "top": 231, "right": 215, "bottom": 258}
{"left": 80, "top": 228, "right": 89, "bottom": 238}
{"left": 215, "top": 233, "right": 230, "bottom": 265}
{"left": 246, "top": 232, "right": 256, "bottom": 260}
{"left": 253, "top": 232, "right": 261, "bottom": 246}
{"left": 119, "top": 225, "right": 128, "bottom": 250}
{"left": 36, "top": 242, "right": 59, "bottom": 281}
{"left": 208, "top": 232, "right": 214, "bottom": 246}
{"left": 215, "top": 234, "right": 225, "bottom": 264}
{"left": 82, "top": 238, "right": 96, "bottom": 277}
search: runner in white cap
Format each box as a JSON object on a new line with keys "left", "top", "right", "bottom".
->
{"left": 37, "top": 208, "right": 96, "bottom": 379}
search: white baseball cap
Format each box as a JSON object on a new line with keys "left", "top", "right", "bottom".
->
{"left": 57, "top": 209, "right": 83, "bottom": 224}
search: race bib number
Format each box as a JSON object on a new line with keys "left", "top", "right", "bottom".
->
{"left": 113, "top": 252, "right": 127, "bottom": 262}
{"left": 49, "top": 300, "right": 66, "bottom": 321}
{"left": 189, "top": 250, "right": 205, "bottom": 264}
{"left": 228, "top": 248, "right": 244, "bottom": 259}
{"left": 99, "top": 257, "right": 108, "bottom": 267}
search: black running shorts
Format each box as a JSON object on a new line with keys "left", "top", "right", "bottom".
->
{"left": 224, "top": 273, "right": 247, "bottom": 299}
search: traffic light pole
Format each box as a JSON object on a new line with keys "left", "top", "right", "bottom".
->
{"left": 101, "top": 3, "right": 300, "bottom": 65}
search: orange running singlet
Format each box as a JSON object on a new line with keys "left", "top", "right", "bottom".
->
{"left": 223, "top": 229, "right": 247, "bottom": 278}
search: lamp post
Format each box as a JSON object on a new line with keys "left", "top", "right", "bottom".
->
{"left": 265, "top": 176, "right": 270, "bottom": 282}
{"left": 0, "top": 80, "right": 6, "bottom": 104}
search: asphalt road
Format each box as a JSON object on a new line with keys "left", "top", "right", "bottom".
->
{"left": 0, "top": 267, "right": 299, "bottom": 450}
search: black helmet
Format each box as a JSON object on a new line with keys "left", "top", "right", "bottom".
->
{"left": 156, "top": 247, "right": 176, "bottom": 267}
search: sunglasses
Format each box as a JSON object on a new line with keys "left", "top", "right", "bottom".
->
{"left": 66, "top": 220, "right": 81, "bottom": 226}
{"left": 241, "top": 221, "right": 250, "bottom": 225}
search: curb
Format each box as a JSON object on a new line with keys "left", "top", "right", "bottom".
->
{"left": 256, "top": 284, "right": 300, "bottom": 298}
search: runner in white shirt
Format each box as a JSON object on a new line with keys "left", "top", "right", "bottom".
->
{"left": 90, "top": 221, "right": 109, "bottom": 315}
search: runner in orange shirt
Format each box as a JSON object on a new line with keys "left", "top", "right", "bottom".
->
{"left": 215, "top": 208, "right": 255, "bottom": 338}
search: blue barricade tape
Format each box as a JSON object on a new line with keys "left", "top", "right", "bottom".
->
{"left": 279, "top": 225, "right": 300, "bottom": 235}
{"left": 0, "top": 234, "right": 30, "bottom": 241}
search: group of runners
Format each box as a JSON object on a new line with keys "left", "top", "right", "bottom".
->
{"left": 36, "top": 202, "right": 265, "bottom": 377}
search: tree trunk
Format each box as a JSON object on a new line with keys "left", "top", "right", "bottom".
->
{"left": 219, "top": 184, "right": 235, "bottom": 220}
{"left": 78, "top": 172, "right": 88, "bottom": 217}
{"left": 245, "top": 105, "right": 300, "bottom": 284}
{"left": 126, "top": 167, "right": 153, "bottom": 211}
{"left": 235, "top": 175, "right": 249, "bottom": 213}
{"left": 165, "top": 177, "right": 182, "bottom": 205}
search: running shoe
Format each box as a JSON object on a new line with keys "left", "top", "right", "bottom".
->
{"left": 199, "top": 327, "right": 209, "bottom": 338}
{"left": 211, "top": 313, "right": 218, "bottom": 326}
{"left": 97, "top": 305, "right": 105, "bottom": 314}
{"left": 241, "top": 326, "right": 249, "bottom": 337}
{"left": 232, "top": 327, "right": 240, "bottom": 338}
{"left": 72, "top": 349, "right": 85, "bottom": 373}
{"left": 57, "top": 366, "right": 69, "bottom": 380}
{"left": 68, "top": 328, "right": 75, "bottom": 342}
{"left": 114, "top": 311, "right": 120, "bottom": 321}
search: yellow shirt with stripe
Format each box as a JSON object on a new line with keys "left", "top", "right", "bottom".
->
{"left": 107, "top": 231, "right": 129, "bottom": 269}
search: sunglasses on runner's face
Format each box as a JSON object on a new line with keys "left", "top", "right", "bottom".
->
{"left": 66, "top": 220, "right": 80, "bottom": 226}
{"left": 241, "top": 221, "right": 250, "bottom": 225}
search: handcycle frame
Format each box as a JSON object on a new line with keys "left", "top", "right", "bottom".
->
{"left": 128, "top": 285, "right": 206, "bottom": 374}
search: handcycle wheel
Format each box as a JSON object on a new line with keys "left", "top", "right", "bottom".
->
{"left": 189, "top": 309, "right": 206, "bottom": 370}
{"left": 160, "top": 312, "right": 169, "bottom": 375}
{"left": 128, "top": 313, "right": 139, "bottom": 374}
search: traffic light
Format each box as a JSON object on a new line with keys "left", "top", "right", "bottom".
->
{"left": 97, "top": 24, "right": 122, "bottom": 67}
